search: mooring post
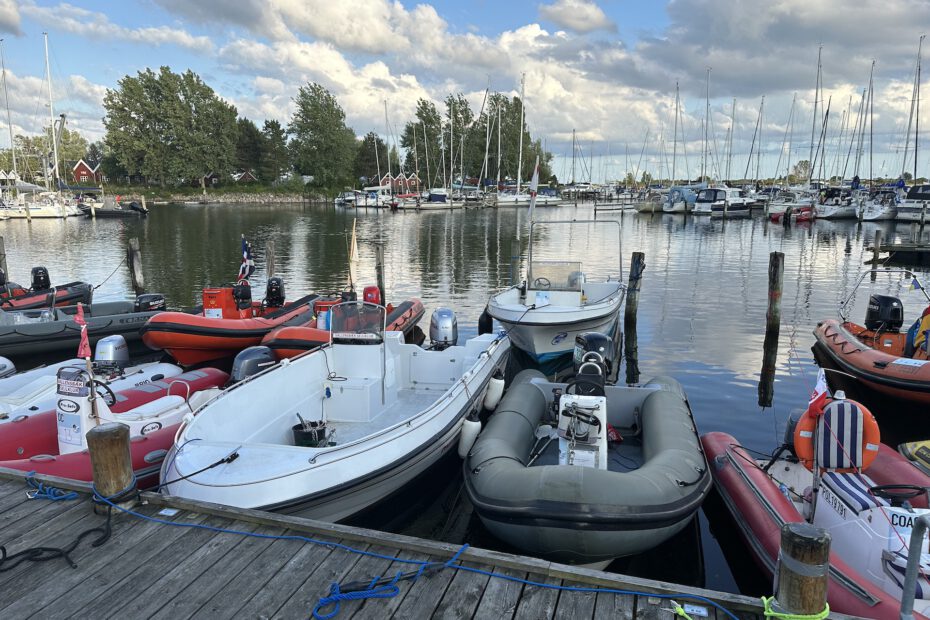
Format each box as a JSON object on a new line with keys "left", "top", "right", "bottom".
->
{"left": 127, "top": 237, "right": 145, "bottom": 295}
{"left": 769, "top": 523, "right": 830, "bottom": 617}
{"left": 375, "top": 242, "right": 385, "bottom": 302}
{"left": 140, "top": 194, "right": 147, "bottom": 213}
{"left": 266, "top": 240, "right": 275, "bottom": 278}
{"left": 758, "top": 252, "right": 784, "bottom": 407}
{"left": 86, "top": 422, "right": 137, "bottom": 508}
{"left": 766, "top": 251, "right": 784, "bottom": 332}
{"left": 0, "top": 235, "right": 7, "bottom": 278}
{"left": 625, "top": 252, "right": 645, "bottom": 324}
{"left": 871, "top": 229, "right": 883, "bottom": 282}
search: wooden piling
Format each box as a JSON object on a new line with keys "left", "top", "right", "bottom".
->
{"left": 127, "top": 237, "right": 145, "bottom": 295}
{"left": 765, "top": 252, "right": 784, "bottom": 332}
{"left": 266, "top": 240, "right": 275, "bottom": 278}
{"left": 86, "top": 422, "right": 136, "bottom": 506}
{"left": 624, "top": 252, "right": 645, "bottom": 324}
{"left": 771, "top": 523, "right": 830, "bottom": 616}
{"left": 871, "top": 229, "right": 882, "bottom": 282}
{"left": 140, "top": 194, "right": 147, "bottom": 212}
{"left": 0, "top": 236, "right": 7, "bottom": 278}
{"left": 375, "top": 242, "right": 386, "bottom": 302}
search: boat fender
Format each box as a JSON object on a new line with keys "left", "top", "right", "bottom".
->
{"left": 458, "top": 409, "right": 482, "bottom": 458}
{"left": 793, "top": 396, "right": 880, "bottom": 472}
{"left": 477, "top": 308, "right": 493, "bottom": 335}
{"left": 482, "top": 369, "right": 505, "bottom": 411}
{"left": 0, "top": 356, "right": 15, "bottom": 379}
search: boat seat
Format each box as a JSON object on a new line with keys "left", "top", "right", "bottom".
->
{"left": 816, "top": 399, "right": 871, "bottom": 470}
{"left": 822, "top": 471, "right": 888, "bottom": 515}
{"left": 116, "top": 394, "right": 185, "bottom": 420}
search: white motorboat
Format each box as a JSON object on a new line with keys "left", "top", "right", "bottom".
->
{"left": 4, "top": 193, "right": 67, "bottom": 219}
{"left": 662, "top": 185, "right": 701, "bottom": 213}
{"left": 691, "top": 187, "right": 751, "bottom": 218}
{"left": 0, "top": 335, "right": 182, "bottom": 423}
{"left": 496, "top": 191, "right": 562, "bottom": 207}
{"left": 896, "top": 184, "right": 930, "bottom": 223}
{"left": 860, "top": 190, "right": 898, "bottom": 221}
{"left": 815, "top": 188, "right": 861, "bottom": 219}
{"left": 486, "top": 219, "right": 624, "bottom": 368}
{"left": 162, "top": 303, "right": 510, "bottom": 521}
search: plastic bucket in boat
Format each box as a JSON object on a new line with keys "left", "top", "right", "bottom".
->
{"left": 317, "top": 310, "right": 330, "bottom": 330}
{"left": 292, "top": 422, "right": 328, "bottom": 447}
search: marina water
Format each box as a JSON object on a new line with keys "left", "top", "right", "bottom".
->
{"left": 3, "top": 202, "right": 926, "bottom": 595}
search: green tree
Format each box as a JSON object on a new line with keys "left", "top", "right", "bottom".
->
{"left": 355, "top": 131, "right": 388, "bottom": 184}
{"left": 85, "top": 141, "right": 104, "bottom": 165}
{"left": 56, "top": 126, "right": 88, "bottom": 163}
{"left": 790, "top": 160, "right": 811, "bottom": 184}
{"left": 235, "top": 118, "right": 263, "bottom": 173}
{"left": 103, "top": 66, "right": 237, "bottom": 186}
{"left": 287, "top": 83, "right": 356, "bottom": 190}
{"left": 259, "top": 119, "right": 288, "bottom": 183}
{"left": 400, "top": 99, "right": 442, "bottom": 185}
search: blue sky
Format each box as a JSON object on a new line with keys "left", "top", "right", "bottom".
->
{"left": 0, "top": 0, "right": 927, "bottom": 181}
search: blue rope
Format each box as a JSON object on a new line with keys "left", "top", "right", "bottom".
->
{"left": 90, "top": 491, "right": 739, "bottom": 620}
{"left": 24, "top": 471, "right": 78, "bottom": 501}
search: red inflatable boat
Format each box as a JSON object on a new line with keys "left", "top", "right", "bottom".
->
{"left": 261, "top": 298, "right": 426, "bottom": 360}
{"left": 140, "top": 279, "right": 320, "bottom": 366}
{"left": 0, "top": 367, "right": 229, "bottom": 487}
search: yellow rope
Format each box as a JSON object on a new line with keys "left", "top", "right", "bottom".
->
{"left": 761, "top": 596, "right": 829, "bottom": 620}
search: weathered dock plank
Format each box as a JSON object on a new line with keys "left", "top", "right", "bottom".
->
{"left": 513, "top": 574, "right": 562, "bottom": 619}
{"left": 593, "top": 590, "right": 635, "bottom": 620}
{"left": 471, "top": 565, "right": 527, "bottom": 620}
{"left": 431, "top": 561, "right": 492, "bottom": 620}
{"left": 347, "top": 548, "right": 434, "bottom": 619}
{"left": 390, "top": 553, "right": 458, "bottom": 619}
{"left": 553, "top": 581, "right": 597, "bottom": 619}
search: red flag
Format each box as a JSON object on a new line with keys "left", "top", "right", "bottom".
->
{"left": 75, "top": 303, "right": 91, "bottom": 359}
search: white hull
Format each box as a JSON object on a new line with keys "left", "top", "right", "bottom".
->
{"left": 662, "top": 200, "right": 690, "bottom": 213}
{"left": 163, "top": 329, "right": 510, "bottom": 521}
{"left": 816, "top": 204, "right": 859, "bottom": 219}
{"left": 896, "top": 202, "right": 930, "bottom": 222}
{"left": 861, "top": 205, "right": 897, "bottom": 221}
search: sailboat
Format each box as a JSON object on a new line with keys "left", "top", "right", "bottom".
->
{"left": 896, "top": 36, "right": 927, "bottom": 223}
{"left": 486, "top": 159, "right": 624, "bottom": 368}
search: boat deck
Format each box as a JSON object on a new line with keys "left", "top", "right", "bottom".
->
{"left": 0, "top": 468, "right": 857, "bottom": 619}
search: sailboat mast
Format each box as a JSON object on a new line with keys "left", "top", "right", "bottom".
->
{"left": 916, "top": 35, "right": 924, "bottom": 181}
{"left": 571, "top": 129, "right": 576, "bottom": 184}
{"left": 869, "top": 61, "right": 874, "bottom": 187}
{"left": 44, "top": 33, "right": 61, "bottom": 191}
{"left": 902, "top": 36, "right": 923, "bottom": 178}
{"left": 702, "top": 68, "right": 710, "bottom": 182}
{"left": 384, "top": 100, "right": 391, "bottom": 190}
{"left": 0, "top": 39, "right": 16, "bottom": 190}
{"left": 809, "top": 45, "right": 822, "bottom": 185}
{"left": 672, "top": 83, "right": 679, "bottom": 185}
{"left": 496, "top": 101, "right": 501, "bottom": 191}
{"left": 449, "top": 99, "right": 454, "bottom": 194}
{"left": 756, "top": 97, "right": 764, "bottom": 183}
{"left": 422, "top": 121, "right": 430, "bottom": 192}
{"left": 727, "top": 98, "right": 735, "bottom": 181}
{"left": 516, "top": 73, "right": 525, "bottom": 195}
{"left": 785, "top": 93, "right": 796, "bottom": 187}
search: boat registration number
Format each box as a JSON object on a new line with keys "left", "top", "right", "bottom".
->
{"left": 892, "top": 358, "right": 928, "bottom": 368}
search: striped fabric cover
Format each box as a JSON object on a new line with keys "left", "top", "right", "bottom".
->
{"left": 823, "top": 471, "right": 889, "bottom": 513}
{"left": 816, "top": 400, "right": 864, "bottom": 469}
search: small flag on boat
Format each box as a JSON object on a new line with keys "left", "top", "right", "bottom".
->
{"left": 913, "top": 278, "right": 923, "bottom": 291}
{"left": 75, "top": 302, "right": 91, "bottom": 360}
{"left": 527, "top": 155, "right": 540, "bottom": 221}
{"left": 808, "top": 368, "right": 830, "bottom": 415}
{"left": 238, "top": 235, "right": 255, "bottom": 282}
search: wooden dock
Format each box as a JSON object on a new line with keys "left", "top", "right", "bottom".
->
{"left": 0, "top": 468, "right": 852, "bottom": 619}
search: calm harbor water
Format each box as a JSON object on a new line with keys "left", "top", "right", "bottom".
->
{"left": 2, "top": 202, "right": 927, "bottom": 595}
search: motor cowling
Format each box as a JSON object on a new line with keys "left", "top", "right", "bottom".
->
{"left": 233, "top": 281, "right": 252, "bottom": 311}
{"left": 363, "top": 285, "right": 381, "bottom": 305}
{"left": 265, "top": 277, "right": 285, "bottom": 308}
{"left": 229, "top": 346, "right": 276, "bottom": 384}
{"left": 429, "top": 308, "right": 458, "bottom": 350}
{"left": 94, "top": 335, "right": 130, "bottom": 370}
{"left": 341, "top": 290, "right": 357, "bottom": 302}
{"left": 573, "top": 332, "right": 615, "bottom": 377}
{"left": 134, "top": 293, "right": 166, "bottom": 313}
{"left": 31, "top": 266, "right": 50, "bottom": 291}
{"left": 865, "top": 294, "right": 903, "bottom": 332}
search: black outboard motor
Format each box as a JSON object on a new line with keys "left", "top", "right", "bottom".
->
{"left": 573, "top": 332, "right": 615, "bottom": 377}
{"left": 128, "top": 201, "right": 148, "bottom": 214}
{"left": 865, "top": 294, "right": 903, "bottom": 332}
{"left": 229, "top": 346, "right": 276, "bottom": 385}
{"left": 341, "top": 289, "right": 357, "bottom": 302}
{"left": 265, "top": 277, "right": 285, "bottom": 308}
{"left": 0, "top": 268, "right": 6, "bottom": 287}
{"left": 233, "top": 281, "right": 252, "bottom": 311}
{"left": 134, "top": 293, "right": 166, "bottom": 313}
{"left": 31, "top": 266, "right": 51, "bottom": 291}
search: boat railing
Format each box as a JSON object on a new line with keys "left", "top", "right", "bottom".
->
{"left": 899, "top": 513, "right": 930, "bottom": 620}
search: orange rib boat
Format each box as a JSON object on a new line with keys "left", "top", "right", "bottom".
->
{"left": 141, "top": 282, "right": 320, "bottom": 366}
{"left": 261, "top": 298, "right": 426, "bottom": 360}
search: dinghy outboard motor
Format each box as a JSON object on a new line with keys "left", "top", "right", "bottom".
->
{"left": 93, "top": 335, "right": 130, "bottom": 372}
{"left": 233, "top": 281, "right": 252, "bottom": 311}
{"left": 265, "top": 277, "right": 285, "bottom": 308}
{"left": 865, "top": 294, "right": 903, "bottom": 331}
{"left": 573, "top": 332, "right": 615, "bottom": 378}
{"left": 229, "top": 346, "right": 276, "bottom": 385}
{"left": 429, "top": 308, "right": 458, "bottom": 351}
{"left": 134, "top": 293, "right": 166, "bottom": 313}
{"left": 31, "top": 266, "right": 50, "bottom": 291}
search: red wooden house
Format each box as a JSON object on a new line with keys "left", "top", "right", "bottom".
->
{"left": 71, "top": 159, "right": 102, "bottom": 185}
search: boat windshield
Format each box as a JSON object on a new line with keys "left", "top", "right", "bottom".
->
{"left": 528, "top": 261, "right": 584, "bottom": 291}
{"left": 330, "top": 301, "right": 386, "bottom": 344}
{"left": 0, "top": 308, "right": 55, "bottom": 326}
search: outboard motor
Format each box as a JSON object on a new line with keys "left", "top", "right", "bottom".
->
{"left": 93, "top": 335, "right": 130, "bottom": 372}
{"left": 233, "top": 281, "right": 252, "bottom": 311}
{"left": 573, "top": 332, "right": 615, "bottom": 378}
{"left": 865, "top": 294, "right": 903, "bottom": 331}
{"left": 134, "top": 293, "right": 166, "bottom": 313}
{"left": 265, "top": 277, "right": 285, "bottom": 308}
{"left": 363, "top": 285, "right": 381, "bottom": 306}
{"left": 229, "top": 346, "right": 276, "bottom": 385}
{"left": 429, "top": 308, "right": 458, "bottom": 350}
{"left": 341, "top": 289, "right": 357, "bottom": 302}
{"left": 31, "top": 266, "right": 50, "bottom": 291}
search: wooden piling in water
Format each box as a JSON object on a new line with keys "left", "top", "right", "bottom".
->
{"left": 759, "top": 251, "right": 784, "bottom": 407}
{"left": 375, "top": 242, "right": 386, "bottom": 301}
{"left": 771, "top": 523, "right": 830, "bottom": 617}
{"left": 266, "top": 241, "right": 275, "bottom": 278}
{"left": 86, "top": 422, "right": 136, "bottom": 507}
{"left": 127, "top": 238, "right": 144, "bottom": 295}
{"left": 0, "top": 236, "right": 7, "bottom": 278}
{"left": 871, "top": 229, "right": 882, "bottom": 282}
{"left": 765, "top": 252, "right": 784, "bottom": 332}
{"left": 624, "top": 252, "right": 645, "bottom": 324}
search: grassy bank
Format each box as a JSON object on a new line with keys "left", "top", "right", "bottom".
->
{"left": 92, "top": 181, "right": 331, "bottom": 204}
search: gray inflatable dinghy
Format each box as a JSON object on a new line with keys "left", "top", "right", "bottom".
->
{"left": 464, "top": 366, "right": 710, "bottom": 565}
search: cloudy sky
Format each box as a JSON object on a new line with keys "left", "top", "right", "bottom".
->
{"left": 0, "top": 0, "right": 927, "bottom": 182}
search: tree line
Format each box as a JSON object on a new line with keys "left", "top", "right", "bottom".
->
{"left": 0, "top": 67, "right": 555, "bottom": 192}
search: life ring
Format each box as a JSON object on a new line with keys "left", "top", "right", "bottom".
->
{"left": 793, "top": 397, "right": 880, "bottom": 472}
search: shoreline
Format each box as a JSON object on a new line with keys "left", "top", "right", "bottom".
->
{"left": 111, "top": 192, "right": 326, "bottom": 205}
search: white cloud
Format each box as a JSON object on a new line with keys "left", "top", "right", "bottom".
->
{"left": 22, "top": 2, "right": 213, "bottom": 53}
{"left": 538, "top": 0, "right": 616, "bottom": 34}
{"left": 0, "top": 0, "right": 21, "bottom": 35}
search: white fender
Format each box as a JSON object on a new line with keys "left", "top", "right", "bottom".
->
{"left": 458, "top": 413, "right": 482, "bottom": 459}
{"left": 482, "top": 372, "right": 505, "bottom": 411}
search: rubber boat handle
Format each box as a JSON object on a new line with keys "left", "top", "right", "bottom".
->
{"left": 873, "top": 360, "right": 888, "bottom": 368}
